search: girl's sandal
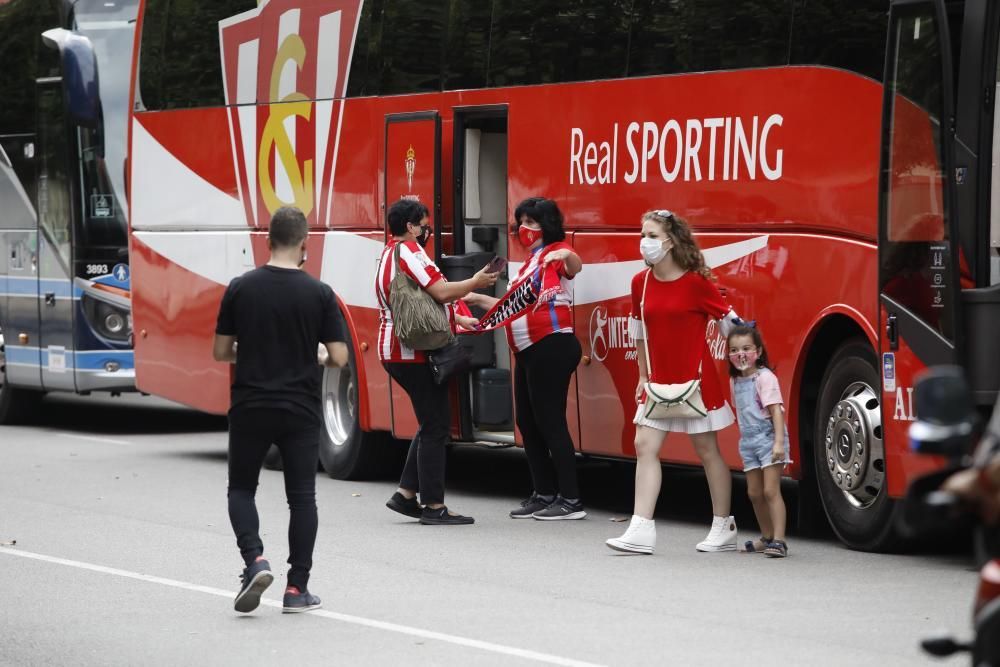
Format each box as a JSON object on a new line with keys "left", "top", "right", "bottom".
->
{"left": 763, "top": 540, "right": 788, "bottom": 558}
{"left": 743, "top": 536, "right": 771, "bottom": 553}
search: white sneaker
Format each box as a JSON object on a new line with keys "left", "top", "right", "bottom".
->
{"left": 606, "top": 515, "right": 656, "bottom": 554}
{"left": 695, "top": 515, "right": 737, "bottom": 552}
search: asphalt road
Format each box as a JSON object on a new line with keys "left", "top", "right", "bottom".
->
{"left": 0, "top": 393, "right": 980, "bottom": 666}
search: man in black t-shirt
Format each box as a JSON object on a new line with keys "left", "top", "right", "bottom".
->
{"left": 213, "top": 206, "right": 348, "bottom": 615}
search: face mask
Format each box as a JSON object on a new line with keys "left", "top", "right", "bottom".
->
{"left": 729, "top": 350, "right": 759, "bottom": 371}
{"left": 414, "top": 224, "right": 431, "bottom": 247}
{"left": 640, "top": 237, "right": 668, "bottom": 265}
{"left": 517, "top": 224, "right": 543, "bottom": 248}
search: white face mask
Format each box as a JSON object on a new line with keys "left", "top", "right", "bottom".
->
{"left": 640, "top": 237, "right": 669, "bottom": 265}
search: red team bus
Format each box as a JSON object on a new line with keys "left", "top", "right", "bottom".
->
{"left": 125, "top": 0, "right": 1000, "bottom": 551}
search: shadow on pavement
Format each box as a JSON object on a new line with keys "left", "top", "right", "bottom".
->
{"left": 38, "top": 393, "right": 228, "bottom": 436}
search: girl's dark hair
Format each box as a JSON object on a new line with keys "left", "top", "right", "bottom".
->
{"left": 387, "top": 199, "right": 430, "bottom": 237}
{"left": 514, "top": 197, "right": 566, "bottom": 244}
{"left": 726, "top": 325, "right": 773, "bottom": 377}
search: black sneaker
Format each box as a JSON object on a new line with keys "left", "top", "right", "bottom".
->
{"left": 419, "top": 506, "right": 475, "bottom": 525}
{"left": 532, "top": 496, "right": 587, "bottom": 521}
{"left": 283, "top": 587, "right": 322, "bottom": 613}
{"left": 386, "top": 491, "right": 422, "bottom": 519}
{"left": 234, "top": 558, "right": 273, "bottom": 613}
{"left": 509, "top": 493, "right": 553, "bottom": 519}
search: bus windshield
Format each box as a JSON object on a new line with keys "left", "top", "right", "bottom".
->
{"left": 74, "top": 0, "right": 138, "bottom": 211}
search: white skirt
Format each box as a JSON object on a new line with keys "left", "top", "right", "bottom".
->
{"left": 633, "top": 402, "right": 735, "bottom": 434}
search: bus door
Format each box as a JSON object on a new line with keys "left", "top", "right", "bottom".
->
{"left": 35, "top": 77, "right": 77, "bottom": 391}
{"left": 878, "top": 0, "right": 962, "bottom": 469}
{"left": 383, "top": 111, "right": 443, "bottom": 437}
{"left": 0, "top": 136, "right": 41, "bottom": 388}
{"left": 447, "top": 107, "right": 517, "bottom": 443}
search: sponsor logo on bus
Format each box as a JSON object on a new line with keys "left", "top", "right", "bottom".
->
{"left": 589, "top": 306, "right": 635, "bottom": 362}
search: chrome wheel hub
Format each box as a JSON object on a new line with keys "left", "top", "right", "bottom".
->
{"left": 824, "top": 381, "right": 885, "bottom": 508}
{"left": 322, "top": 364, "right": 355, "bottom": 447}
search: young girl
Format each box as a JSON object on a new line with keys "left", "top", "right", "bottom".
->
{"left": 606, "top": 210, "right": 741, "bottom": 555}
{"left": 728, "top": 324, "right": 791, "bottom": 558}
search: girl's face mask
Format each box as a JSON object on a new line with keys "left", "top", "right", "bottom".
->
{"left": 517, "top": 224, "right": 543, "bottom": 248}
{"left": 729, "top": 349, "right": 759, "bottom": 371}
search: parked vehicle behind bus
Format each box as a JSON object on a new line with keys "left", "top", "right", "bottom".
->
{"left": 0, "top": 0, "right": 137, "bottom": 422}
{"left": 125, "top": 0, "right": 1000, "bottom": 551}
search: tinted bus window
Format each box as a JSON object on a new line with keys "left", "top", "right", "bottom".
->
{"left": 377, "top": 0, "right": 447, "bottom": 95}
{"left": 628, "top": 0, "right": 792, "bottom": 77}
{"left": 0, "top": 0, "right": 39, "bottom": 136}
{"left": 139, "top": 0, "right": 257, "bottom": 110}
{"left": 488, "top": 1, "right": 630, "bottom": 87}
{"left": 346, "top": 0, "right": 382, "bottom": 97}
{"left": 444, "top": 0, "right": 491, "bottom": 91}
{"left": 789, "top": 0, "right": 888, "bottom": 81}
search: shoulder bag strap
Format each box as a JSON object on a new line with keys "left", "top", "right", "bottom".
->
{"left": 640, "top": 270, "right": 654, "bottom": 380}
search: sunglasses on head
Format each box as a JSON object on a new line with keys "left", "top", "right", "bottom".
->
{"left": 653, "top": 209, "right": 674, "bottom": 219}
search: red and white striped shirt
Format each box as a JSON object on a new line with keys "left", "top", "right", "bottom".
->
{"left": 506, "top": 242, "right": 575, "bottom": 353}
{"left": 375, "top": 240, "right": 447, "bottom": 363}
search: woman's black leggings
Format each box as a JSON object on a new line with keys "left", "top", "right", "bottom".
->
{"left": 513, "top": 332, "right": 583, "bottom": 499}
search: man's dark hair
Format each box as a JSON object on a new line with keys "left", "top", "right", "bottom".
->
{"left": 514, "top": 197, "right": 565, "bottom": 244}
{"left": 387, "top": 199, "right": 430, "bottom": 237}
{"left": 269, "top": 206, "right": 308, "bottom": 248}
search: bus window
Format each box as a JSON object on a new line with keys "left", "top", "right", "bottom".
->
{"left": 488, "top": 1, "right": 630, "bottom": 87}
{"left": 788, "top": 0, "right": 888, "bottom": 82}
{"left": 138, "top": 0, "right": 257, "bottom": 110}
{"left": 346, "top": 0, "right": 381, "bottom": 98}
{"left": 376, "top": 0, "right": 447, "bottom": 95}
{"left": 36, "top": 83, "right": 73, "bottom": 267}
{"left": 444, "top": 0, "right": 491, "bottom": 91}
{"left": 627, "top": 0, "right": 791, "bottom": 77}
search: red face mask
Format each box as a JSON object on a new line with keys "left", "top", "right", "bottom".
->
{"left": 517, "top": 224, "right": 542, "bottom": 248}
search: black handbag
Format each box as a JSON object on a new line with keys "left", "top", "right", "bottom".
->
{"left": 427, "top": 338, "right": 472, "bottom": 385}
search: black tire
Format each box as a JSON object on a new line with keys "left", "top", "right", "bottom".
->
{"left": 0, "top": 330, "right": 42, "bottom": 425}
{"left": 318, "top": 342, "right": 393, "bottom": 480}
{"left": 814, "top": 339, "right": 899, "bottom": 551}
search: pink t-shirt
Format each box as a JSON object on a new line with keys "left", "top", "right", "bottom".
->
{"left": 730, "top": 368, "right": 784, "bottom": 420}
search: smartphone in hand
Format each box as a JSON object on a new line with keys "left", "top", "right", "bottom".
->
{"left": 484, "top": 255, "right": 507, "bottom": 274}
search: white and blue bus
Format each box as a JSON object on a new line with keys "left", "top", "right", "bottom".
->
{"left": 0, "top": 0, "right": 137, "bottom": 422}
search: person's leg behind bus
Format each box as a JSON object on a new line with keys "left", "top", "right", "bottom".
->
{"left": 522, "top": 333, "right": 586, "bottom": 520}
{"left": 227, "top": 406, "right": 279, "bottom": 612}
{"left": 275, "top": 410, "right": 322, "bottom": 612}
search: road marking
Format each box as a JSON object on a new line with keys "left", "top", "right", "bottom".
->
{"left": 0, "top": 547, "right": 603, "bottom": 667}
{"left": 57, "top": 432, "right": 133, "bottom": 446}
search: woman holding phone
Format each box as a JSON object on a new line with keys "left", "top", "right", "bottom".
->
{"left": 465, "top": 197, "right": 586, "bottom": 520}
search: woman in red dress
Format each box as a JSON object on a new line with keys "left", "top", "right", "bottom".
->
{"left": 606, "top": 210, "right": 740, "bottom": 555}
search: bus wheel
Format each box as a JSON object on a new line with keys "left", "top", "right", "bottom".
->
{"left": 0, "top": 326, "right": 41, "bottom": 424}
{"left": 814, "top": 339, "right": 897, "bottom": 551}
{"left": 318, "top": 357, "right": 387, "bottom": 480}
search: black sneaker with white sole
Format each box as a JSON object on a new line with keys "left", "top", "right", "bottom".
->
{"left": 234, "top": 558, "right": 273, "bottom": 613}
{"left": 509, "top": 493, "right": 553, "bottom": 519}
{"left": 283, "top": 587, "right": 322, "bottom": 613}
{"left": 532, "top": 496, "right": 587, "bottom": 520}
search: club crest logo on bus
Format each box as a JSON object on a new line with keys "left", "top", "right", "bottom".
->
{"left": 219, "top": 0, "right": 364, "bottom": 227}
{"left": 405, "top": 145, "right": 416, "bottom": 192}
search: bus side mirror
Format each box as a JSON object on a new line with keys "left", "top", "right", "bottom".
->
{"left": 40, "top": 28, "right": 102, "bottom": 129}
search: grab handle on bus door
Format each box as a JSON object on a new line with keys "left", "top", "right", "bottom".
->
{"left": 886, "top": 313, "right": 898, "bottom": 351}
{"left": 44, "top": 292, "right": 56, "bottom": 307}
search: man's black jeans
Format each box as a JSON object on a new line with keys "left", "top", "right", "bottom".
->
{"left": 227, "top": 406, "right": 319, "bottom": 591}
{"left": 383, "top": 361, "right": 450, "bottom": 505}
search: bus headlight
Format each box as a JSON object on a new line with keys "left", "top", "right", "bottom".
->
{"left": 82, "top": 294, "right": 132, "bottom": 343}
{"left": 103, "top": 311, "right": 126, "bottom": 335}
